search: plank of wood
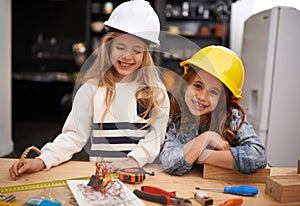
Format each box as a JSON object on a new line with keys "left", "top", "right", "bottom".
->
{"left": 203, "top": 164, "right": 270, "bottom": 183}
{"left": 265, "top": 174, "right": 300, "bottom": 203}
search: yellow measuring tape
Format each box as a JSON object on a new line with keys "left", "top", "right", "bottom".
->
{"left": 0, "top": 173, "right": 120, "bottom": 193}
{"left": 0, "top": 176, "right": 91, "bottom": 193}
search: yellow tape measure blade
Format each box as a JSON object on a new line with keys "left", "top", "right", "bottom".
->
{"left": 0, "top": 180, "right": 65, "bottom": 193}
{"left": 0, "top": 176, "right": 90, "bottom": 193}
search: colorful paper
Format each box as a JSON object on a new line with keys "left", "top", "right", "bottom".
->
{"left": 67, "top": 179, "right": 145, "bottom": 206}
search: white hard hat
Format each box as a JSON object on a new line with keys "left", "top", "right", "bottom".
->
{"left": 104, "top": 0, "right": 160, "bottom": 46}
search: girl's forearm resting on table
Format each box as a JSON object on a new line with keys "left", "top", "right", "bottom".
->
{"left": 183, "top": 134, "right": 209, "bottom": 164}
{"left": 184, "top": 131, "right": 232, "bottom": 167}
{"left": 196, "top": 149, "right": 234, "bottom": 169}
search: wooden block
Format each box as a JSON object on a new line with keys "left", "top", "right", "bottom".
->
{"left": 203, "top": 164, "right": 270, "bottom": 183}
{"left": 265, "top": 174, "right": 300, "bottom": 203}
{"left": 298, "top": 159, "right": 300, "bottom": 174}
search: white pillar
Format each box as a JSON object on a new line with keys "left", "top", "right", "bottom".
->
{"left": 0, "top": 0, "right": 13, "bottom": 156}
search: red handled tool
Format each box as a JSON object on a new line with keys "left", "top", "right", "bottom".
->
{"left": 219, "top": 198, "right": 243, "bottom": 206}
{"left": 133, "top": 186, "right": 192, "bottom": 206}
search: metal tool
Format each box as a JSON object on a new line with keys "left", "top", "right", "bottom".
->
{"left": 0, "top": 193, "right": 18, "bottom": 205}
{"left": 196, "top": 185, "right": 258, "bottom": 196}
{"left": 1, "top": 194, "right": 16, "bottom": 203}
{"left": 133, "top": 186, "right": 192, "bottom": 206}
{"left": 194, "top": 192, "right": 213, "bottom": 206}
{"left": 219, "top": 198, "right": 243, "bottom": 206}
{"left": 0, "top": 193, "right": 5, "bottom": 201}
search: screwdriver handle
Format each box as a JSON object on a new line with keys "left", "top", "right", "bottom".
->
{"left": 224, "top": 186, "right": 258, "bottom": 196}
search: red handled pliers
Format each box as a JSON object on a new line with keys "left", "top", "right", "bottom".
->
{"left": 133, "top": 186, "right": 192, "bottom": 205}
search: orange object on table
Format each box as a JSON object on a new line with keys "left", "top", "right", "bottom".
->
{"left": 219, "top": 197, "right": 243, "bottom": 206}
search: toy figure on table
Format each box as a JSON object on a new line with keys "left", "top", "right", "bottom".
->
{"left": 88, "top": 161, "right": 115, "bottom": 194}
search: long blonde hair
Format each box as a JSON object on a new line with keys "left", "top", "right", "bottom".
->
{"left": 83, "top": 32, "right": 165, "bottom": 127}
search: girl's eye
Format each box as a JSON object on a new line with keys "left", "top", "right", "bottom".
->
{"left": 133, "top": 47, "right": 143, "bottom": 54}
{"left": 133, "top": 50, "right": 142, "bottom": 54}
{"left": 116, "top": 46, "right": 125, "bottom": 50}
{"left": 209, "top": 89, "right": 219, "bottom": 96}
{"left": 193, "top": 83, "right": 202, "bottom": 89}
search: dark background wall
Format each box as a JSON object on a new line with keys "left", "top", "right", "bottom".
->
{"left": 12, "top": 0, "right": 88, "bottom": 72}
{"left": 10, "top": 0, "right": 89, "bottom": 160}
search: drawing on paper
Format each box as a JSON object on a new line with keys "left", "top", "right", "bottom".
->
{"left": 67, "top": 180, "right": 145, "bottom": 206}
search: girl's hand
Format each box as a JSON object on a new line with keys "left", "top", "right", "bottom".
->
{"left": 9, "top": 158, "right": 45, "bottom": 180}
{"left": 204, "top": 131, "right": 230, "bottom": 151}
{"left": 215, "top": 136, "right": 231, "bottom": 151}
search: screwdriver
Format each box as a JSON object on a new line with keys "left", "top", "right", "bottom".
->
{"left": 195, "top": 185, "right": 258, "bottom": 196}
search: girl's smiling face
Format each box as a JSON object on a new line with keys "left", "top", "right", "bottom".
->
{"left": 184, "top": 69, "right": 223, "bottom": 121}
{"left": 109, "top": 33, "right": 146, "bottom": 82}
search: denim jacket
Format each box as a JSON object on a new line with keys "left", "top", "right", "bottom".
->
{"left": 159, "top": 109, "right": 268, "bottom": 175}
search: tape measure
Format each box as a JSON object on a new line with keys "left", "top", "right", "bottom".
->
{"left": 118, "top": 167, "right": 154, "bottom": 184}
{"left": 0, "top": 176, "right": 93, "bottom": 193}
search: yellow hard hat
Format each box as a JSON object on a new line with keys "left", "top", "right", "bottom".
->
{"left": 180, "top": 45, "right": 244, "bottom": 100}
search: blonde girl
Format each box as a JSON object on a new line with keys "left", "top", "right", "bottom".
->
{"left": 10, "top": 0, "right": 169, "bottom": 179}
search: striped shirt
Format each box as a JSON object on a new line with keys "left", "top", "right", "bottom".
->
{"left": 38, "top": 79, "right": 170, "bottom": 169}
{"left": 89, "top": 83, "right": 151, "bottom": 162}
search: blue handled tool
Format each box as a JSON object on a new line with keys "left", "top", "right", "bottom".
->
{"left": 196, "top": 185, "right": 258, "bottom": 196}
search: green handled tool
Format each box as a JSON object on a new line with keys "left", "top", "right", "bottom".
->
{"left": 196, "top": 185, "right": 258, "bottom": 196}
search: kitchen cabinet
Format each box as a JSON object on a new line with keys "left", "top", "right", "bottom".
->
{"left": 163, "top": 0, "right": 231, "bottom": 43}
{"left": 88, "top": 1, "right": 113, "bottom": 53}
{"left": 159, "top": 0, "right": 232, "bottom": 74}
{"left": 11, "top": 0, "right": 88, "bottom": 127}
{"left": 12, "top": 0, "right": 232, "bottom": 73}
{"left": 12, "top": 0, "right": 88, "bottom": 73}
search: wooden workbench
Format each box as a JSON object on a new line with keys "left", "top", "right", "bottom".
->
{"left": 0, "top": 158, "right": 299, "bottom": 206}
